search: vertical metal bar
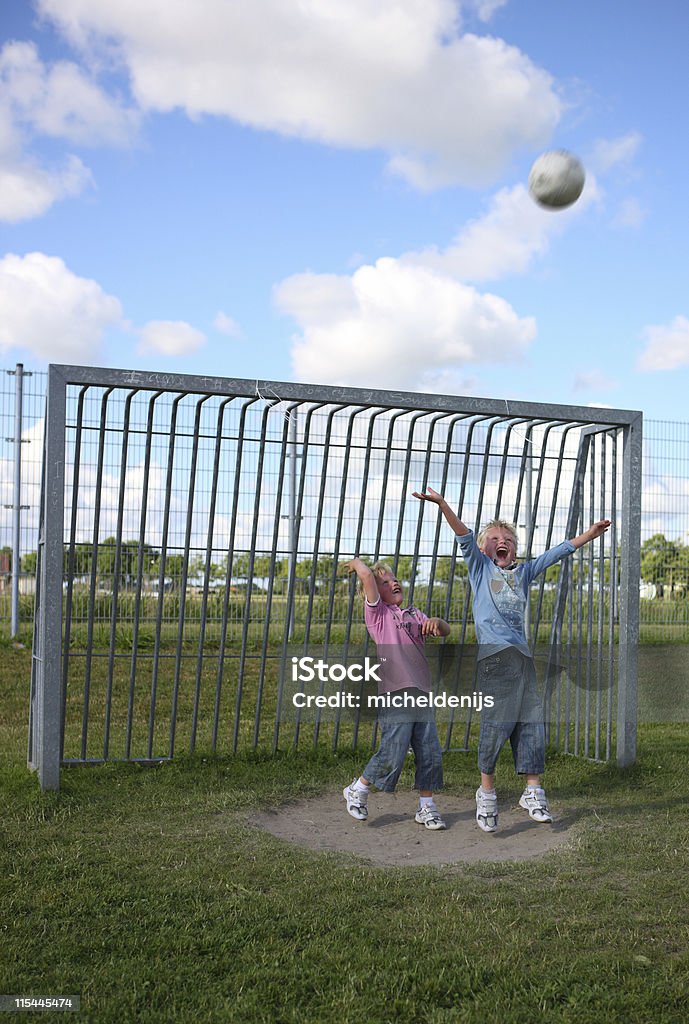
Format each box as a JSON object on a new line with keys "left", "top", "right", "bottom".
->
{"left": 301, "top": 405, "right": 347, "bottom": 645}
{"left": 277, "top": 402, "right": 325, "bottom": 753}
{"left": 126, "top": 391, "right": 162, "bottom": 758}
{"left": 584, "top": 435, "right": 596, "bottom": 757}
{"left": 11, "top": 363, "right": 24, "bottom": 637}
{"left": 423, "top": 415, "right": 465, "bottom": 605}
{"left": 339, "top": 407, "right": 386, "bottom": 752}
{"left": 533, "top": 423, "right": 578, "bottom": 644}
{"left": 437, "top": 415, "right": 487, "bottom": 750}
{"left": 595, "top": 433, "right": 607, "bottom": 759}
{"left": 287, "top": 408, "right": 298, "bottom": 641}
{"left": 170, "top": 395, "right": 210, "bottom": 757}
{"left": 28, "top": 412, "right": 46, "bottom": 770}
{"left": 148, "top": 394, "right": 184, "bottom": 758}
{"left": 471, "top": 419, "right": 505, "bottom": 533}
{"left": 408, "top": 412, "right": 449, "bottom": 609}
{"left": 574, "top": 480, "right": 585, "bottom": 755}
{"left": 462, "top": 415, "right": 504, "bottom": 745}
{"left": 214, "top": 398, "right": 261, "bottom": 752}
{"left": 494, "top": 417, "right": 531, "bottom": 521}
{"left": 368, "top": 409, "right": 411, "bottom": 753}
{"left": 420, "top": 414, "right": 471, "bottom": 750}
{"left": 543, "top": 425, "right": 592, "bottom": 746}
{"left": 372, "top": 410, "right": 408, "bottom": 561}
{"left": 607, "top": 430, "right": 618, "bottom": 761}
{"left": 61, "top": 386, "right": 88, "bottom": 756}
{"left": 563, "top": 547, "right": 574, "bottom": 753}
{"left": 35, "top": 366, "right": 66, "bottom": 790}
{"left": 253, "top": 402, "right": 298, "bottom": 749}
{"left": 617, "top": 413, "right": 642, "bottom": 766}
{"left": 104, "top": 390, "right": 137, "bottom": 759}
{"left": 391, "top": 410, "right": 429, "bottom": 582}
{"left": 232, "top": 398, "right": 279, "bottom": 752}
{"left": 191, "top": 397, "right": 232, "bottom": 752}
{"left": 80, "top": 388, "right": 114, "bottom": 761}
{"left": 290, "top": 403, "right": 347, "bottom": 748}
{"left": 316, "top": 406, "right": 366, "bottom": 747}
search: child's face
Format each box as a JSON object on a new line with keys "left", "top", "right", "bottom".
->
{"left": 376, "top": 571, "right": 404, "bottom": 606}
{"left": 480, "top": 527, "right": 517, "bottom": 568}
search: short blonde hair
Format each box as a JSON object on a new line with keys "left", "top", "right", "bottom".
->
{"left": 477, "top": 518, "right": 519, "bottom": 552}
{"left": 356, "top": 560, "right": 394, "bottom": 599}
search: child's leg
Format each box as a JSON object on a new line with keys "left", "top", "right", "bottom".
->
{"left": 476, "top": 649, "right": 521, "bottom": 831}
{"left": 510, "top": 656, "right": 552, "bottom": 823}
{"left": 410, "top": 719, "right": 446, "bottom": 830}
{"left": 359, "top": 718, "right": 413, "bottom": 793}
{"left": 409, "top": 718, "right": 443, "bottom": 795}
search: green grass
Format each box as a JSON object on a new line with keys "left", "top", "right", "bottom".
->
{"left": 2, "top": 648, "right": 689, "bottom": 1023}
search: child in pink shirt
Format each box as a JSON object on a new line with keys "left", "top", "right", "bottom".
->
{"left": 341, "top": 558, "right": 450, "bottom": 830}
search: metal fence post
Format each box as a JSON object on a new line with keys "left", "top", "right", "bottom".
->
{"left": 617, "top": 412, "right": 642, "bottom": 766}
{"left": 11, "top": 364, "right": 24, "bottom": 636}
{"left": 8, "top": 363, "right": 32, "bottom": 636}
{"left": 32, "top": 366, "right": 66, "bottom": 790}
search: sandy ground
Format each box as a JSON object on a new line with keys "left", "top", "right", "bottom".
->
{"left": 254, "top": 790, "right": 580, "bottom": 867}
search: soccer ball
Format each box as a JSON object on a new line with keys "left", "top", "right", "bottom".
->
{"left": 528, "top": 150, "right": 585, "bottom": 210}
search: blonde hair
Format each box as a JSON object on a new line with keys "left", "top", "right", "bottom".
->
{"left": 356, "top": 560, "right": 395, "bottom": 599}
{"left": 477, "top": 518, "right": 519, "bottom": 552}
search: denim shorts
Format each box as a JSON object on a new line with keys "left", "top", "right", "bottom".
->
{"left": 477, "top": 648, "right": 545, "bottom": 775}
{"left": 362, "top": 694, "right": 443, "bottom": 793}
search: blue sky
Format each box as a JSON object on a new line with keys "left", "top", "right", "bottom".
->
{"left": 2, "top": 0, "right": 689, "bottom": 420}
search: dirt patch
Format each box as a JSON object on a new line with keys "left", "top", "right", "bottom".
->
{"left": 254, "top": 790, "right": 580, "bottom": 867}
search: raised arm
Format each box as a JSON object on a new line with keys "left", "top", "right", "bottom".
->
{"left": 412, "top": 487, "right": 470, "bottom": 536}
{"left": 570, "top": 520, "right": 612, "bottom": 549}
{"left": 340, "top": 557, "right": 380, "bottom": 604}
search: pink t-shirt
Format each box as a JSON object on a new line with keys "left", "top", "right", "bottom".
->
{"left": 364, "top": 598, "right": 432, "bottom": 694}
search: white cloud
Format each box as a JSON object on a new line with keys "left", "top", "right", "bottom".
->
{"left": 0, "top": 41, "right": 140, "bottom": 147}
{"left": 0, "top": 153, "right": 92, "bottom": 223}
{"left": 274, "top": 177, "right": 599, "bottom": 388}
{"left": 0, "top": 252, "right": 122, "bottom": 360}
{"left": 591, "top": 132, "right": 642, "bottom": 173}
{"left": 638, "top": 315, "right": 689, "bottom": 371}
{"left": 405, "top": 181, "right": 595, "bottom": 283}
{"left": 0, "top": 40, "right": 138, "bottom": 221}
{"left": 213, "top": 311, "right": 243, "bottom": 338}
{"left": 464, "top": 0, "right": 509, "bottom": 21}
{"left": 36, "top": 0, "right": 561, "bottom": 188}
{"left": 137, "top": 320, "right": 206, "bottom": 356}
{"left": 276, "top": 257, "right": 535, "bottom": 390}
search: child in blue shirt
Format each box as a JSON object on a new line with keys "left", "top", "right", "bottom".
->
{"left": 413, "top": 486, "right": 610, "bottom": 832}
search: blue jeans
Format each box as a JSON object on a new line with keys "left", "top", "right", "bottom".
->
{"left": 477, "top": 648, "right": 545, "bottom": 776}
{"left": 362, "top": 694, "right": 443, "bottom": 793}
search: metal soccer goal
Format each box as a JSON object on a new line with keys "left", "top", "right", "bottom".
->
{"left": 28, "top": 365, "right": 641, "bottom": 789}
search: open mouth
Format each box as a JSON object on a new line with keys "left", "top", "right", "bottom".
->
{"left": 496, "top": 545, "right": 509, "bottom": 558}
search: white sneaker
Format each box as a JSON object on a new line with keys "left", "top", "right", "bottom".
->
{"left": 415, "top": 805, "right": 447, "bottom": 831}
{"left": 475, "top": 787, "right": 498, "bottom": 832}
{"left": 519, "top": 786, "right": 553, "bottom": 823}
{"left": 343, "top": 780, "right": 368, "bottom": 821}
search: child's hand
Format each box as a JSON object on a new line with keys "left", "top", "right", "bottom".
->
{"left": 589, "top": 519, "right": 612, "bottom": 539}
{"left": 340, "top": 559, "right": 361, "bottom": 574}
{"left": 412, "top": 487, "right": 445, "bottom": 505}
{"left": 422, "top": 617, "right": 445, "bottom": 637}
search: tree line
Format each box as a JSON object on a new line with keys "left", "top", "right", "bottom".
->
{"left": 3, "top": 533, "right": 688, "bottom": 597}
